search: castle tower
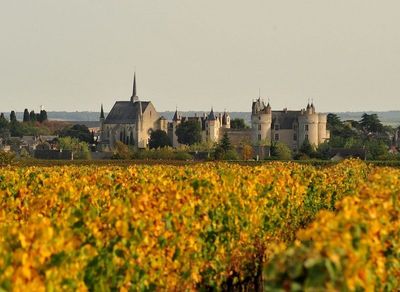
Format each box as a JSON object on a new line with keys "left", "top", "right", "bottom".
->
{"left": 306, "top": 102, "right": 312, "bottom": 115}
{"left": 222, "top": 110, "right": 231, "bottom": 129}
{"left": 206, "top": 107, "right": 219, "bottom": 143}
{"left": 251, "top": 99, "right": 272, "bottom": 145}
{"left": 318, "top": 113, "right": 329, "bottom": 144}
{"left": 298, "top": 102, "right": 319, "bottom": 147}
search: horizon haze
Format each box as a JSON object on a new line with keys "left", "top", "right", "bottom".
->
{"left": 1, "top": 1, "right": 400, "bottom": 113}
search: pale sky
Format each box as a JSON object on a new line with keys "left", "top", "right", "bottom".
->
{"left": 1, "top": 0, "right": 400, "bottom": 113}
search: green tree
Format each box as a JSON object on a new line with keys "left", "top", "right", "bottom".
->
{"left": 223, "top": 150, "right": 240, "bottom": 160}
{"left": 38, "top": 110, "right": 48, "bottom": 123}
{"left": 59, "top": 124, "right": 92, "bottom": 143}
{"left": 270, "top": 142, "right": 292, "bottom": 160}
{"left": 315, "top": 142, "right": 332, "bottom": 160}
{"left": 58, "top": 137, "right": 91, "bottom": 159}
{"left": 299, "top": 138, "right": 315, "bottom": 158}
{"left": 10, "top": 111, "right": 17, "bottom": 122}
{"left": 214, "top": 133, "right": 238, "bottom": 160}
{"left": 327, "top": 113, "right": 361, "bottom": 147}
{"left": 23, "top": 109, "right": 30, "bottom": 122}
{"left": 175, "top": 120, "right": 202, "bottom": 146}
{"left": 9, "top": 120, "right": 23, "bottom": 137}
{"left": 0, "top": 114, "right": 10, "bottom": 138}
{"left": 230, "top": 118, "right": 247, "bottom": 129}
{"left": 360, "top": 113, "right": 383, "bottom": 133}
{"left": 0, "top": 151, "right": 15, "bottom": 165}
{"left": 29, "top": 110, "right": 37, "bottom": 122}
{"left": 327, "top": 113, "right": 343, "bottom": 133}
{"left": 0, "top": 114, "right": 9, "bottom": 129}
{"left": 365, "top": 139, "right": 388, "bottom": 160}
{"left": 219, "top": 132, "right": 232, "bottom": 152}
{"left": 149, "top": 130, "right": 171, "bottom": 149}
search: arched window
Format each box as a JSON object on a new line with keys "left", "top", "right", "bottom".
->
{"left": 130, "top": 132, "right": 134, "bottom": 145}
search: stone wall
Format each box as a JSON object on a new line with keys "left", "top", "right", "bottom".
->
{"left": 220, "top": 128, "right": 253, "bottom": 145}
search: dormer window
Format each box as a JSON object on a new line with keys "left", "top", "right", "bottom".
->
{"left": 274, "top": 124, "right": 280, "bottom": 131}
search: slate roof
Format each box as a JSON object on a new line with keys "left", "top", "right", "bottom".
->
{"left": 104, "top": 101, "right": 150, "bottom": 124}
{"left": 172, "top": 110, "right": 180, "bottom": 121}
{"left": 222, "top": 112, "right": 229, "bottom": 125}
{"left": 272, "top": 110, "right": 301, "bottom": 129}
{"left": 208, "top": 109, "right": 216, "bottom": 120}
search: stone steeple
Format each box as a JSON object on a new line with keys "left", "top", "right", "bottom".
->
{"left": 100, "top": 104, "right": 105, "bottom": 120}
{"left": 131, "top": 73, "right": 138, "bottom": 102}
{"left": 173, "top": 108, "right": 180, "bottom": 121}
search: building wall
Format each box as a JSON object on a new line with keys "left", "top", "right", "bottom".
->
{"left": 272, "top": 129, "right": 297, "bottom": 149}
{"left": 138, "top": 103, "right": 160, "bottom": 148}
{"left": 102, "top": 123, "right": 137, "bottom": 148}
{"left": 220, "top": 128, "right": 252, "bottom": 145}
{"left": 170, "top": 121, "right": 181, "bottom": 148}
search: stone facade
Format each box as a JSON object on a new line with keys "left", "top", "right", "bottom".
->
{"left": 251, "top": 98, "right": 330, "bottom": 151}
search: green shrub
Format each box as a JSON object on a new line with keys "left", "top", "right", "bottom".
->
{"left": 173, "top": 152, "right": 193, "bottom": 161}
{"left": 223, "top": 150, "right": 240, "bottom": 160}
{"left": 0, "top": 151, "right": 15, "bottom": 165}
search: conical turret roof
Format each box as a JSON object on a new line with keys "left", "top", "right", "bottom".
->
{"left": 208, "top": 107, "right": 216, "bottom": 120}
{"left": 173, "top": 108, "right": 180, "bottom": 121}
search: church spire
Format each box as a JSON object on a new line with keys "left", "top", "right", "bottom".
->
{"left": 100, "top": 104, "right": 105, "bottom": 120}
{"left": 173, "top": 107, "right": 180, "bottom": 121}
{"left": 131, "top": 73, "right": 138, "bottom": 102}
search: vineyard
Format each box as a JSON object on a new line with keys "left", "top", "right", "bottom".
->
{"left": 0, "top": 160, "right": 399, "bottom": 291}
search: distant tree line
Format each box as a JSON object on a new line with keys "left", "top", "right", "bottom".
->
{"left": 22, "top": 108, "right": 48, "bottom": 123}
{"left": 0, "top": 109, "right": 49, "bottom": 138}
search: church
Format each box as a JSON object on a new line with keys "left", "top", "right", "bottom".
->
{"left": 99, "top": 75, "right": 167, "bottom": 150}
